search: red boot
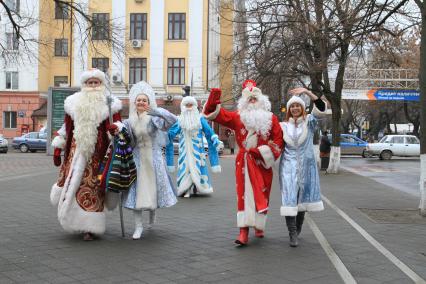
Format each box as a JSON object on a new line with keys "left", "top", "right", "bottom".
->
{"left": 254, "top": 229, "right": 264, "bottom": 238}
{"left": 235, "top": 227, "right": 249, "bottom": 246}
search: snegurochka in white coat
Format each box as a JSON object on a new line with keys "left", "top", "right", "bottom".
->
{"left": 121, "top": 81, "right": 178, "bottom": 240}
{"left": 166, "top": 96, "right": 222, "bottom": 197}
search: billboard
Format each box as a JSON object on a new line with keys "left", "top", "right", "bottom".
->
{"left": 47, "top": 87, "right": 80, "bottom": 155}
{"left": 342, "top": 89, "right": 420, "bottom": 101}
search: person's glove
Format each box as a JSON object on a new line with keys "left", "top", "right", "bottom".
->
{"left": 53, "top": 148, "right": 62, "bottom": 167}
{"left": 107, "top": 124, "right": 118, "bottom": 135}
{"left": 204, "top": 88, "right": 222, "bottom": 114}
{"left": 248, "top": 148, "right": 263, "bottom": 161}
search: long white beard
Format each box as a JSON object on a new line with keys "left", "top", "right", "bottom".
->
{"left": 239, "top": 98, "right": 272, "bottom": 137}
{"left": 179, "top": 109, "right": 201, "bottom": 133}
{"left": 73, "top": 86, "right": 107, "bottom": 159}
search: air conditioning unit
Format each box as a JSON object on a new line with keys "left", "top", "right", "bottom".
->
{"left": 131, "top": 39, "right": 143, "bottom": 48}
{"left": 112, "top": 73, "right": 122, "bottom": 83}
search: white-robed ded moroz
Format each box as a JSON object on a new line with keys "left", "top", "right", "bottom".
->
{"left": 165, "top": 95, "right": 222, "bottom": 197}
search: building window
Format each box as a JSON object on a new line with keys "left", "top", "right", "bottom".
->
{"left": 54, "top": 39, "right": 68, "bottom": 56}
{"left": 5, "top": 72, "right": 18, "bottom": 90}
{"left": 4, "top": 0, "right": 19, "bottom": 14}
{"left": 6, "top": 32, "right": 19, "bottom": 50}
{"left": 92, "top": 58, "right": 109, "bottom": 74}
{"left": 92, "top": 13, "right": 110, "bottom": 40}
{"left": 3, "top": 111, "right": 17, "bottom": 129}
{"left": 167, "top": 58, "right": 185, "bottom": 85}
{"left": 129, "top": 58, "right": 147, "bottom": 85}
{"left": 130, "top": 13, "right": 147, "bottom": 40}
{"left": 168, "top": 13, "right": 186, "bottom": 40}
{"left": 55, "top": 2, "right": 69, "bottom": 19}
{"left": 54, "top": 76, "right": 68, "bottom": 87}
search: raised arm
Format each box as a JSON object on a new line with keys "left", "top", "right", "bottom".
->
{"left": 200, "top": 117, "right": 221, "bottom": 173}
{"left": 166, "top": 122, "right": 181, "bottom": 172}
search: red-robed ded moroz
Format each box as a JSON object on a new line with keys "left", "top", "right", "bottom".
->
{"left": 202, "top": 81, "right": 284, "bottom": 246}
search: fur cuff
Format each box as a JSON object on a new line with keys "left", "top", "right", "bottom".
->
{"left": 203, "top": 104, "right": 221, "bottom": 120}
{"left": 258, "top": 145, "right": 274, "bottom": 169}
{"left": 167, "top": 166, "right": 175, "bottom": 173}
{"left": 211, "top": 134, "right": 219, "bottom": 141}
{"left": 114, "top": 121, "right": 124, "bottom": 131}
{"left": 298, "top": 201, "right": 324, "bottom": 212}
{"left": 50, "top": 183, "right": 63, "bottom": 206}
{"left": 211, "top": 165, "right": 221, "bottom": 173}
{"left": 280, "top": 206, "right": 298, "bottom": 216}
{"left": 51, "top": 136, "right": 66, "bottom": 149}
{"left": 312, "top": 101, "right": 327, "bottom": 117}
{"left": 236, "top": 211, "right": 267, "bottom": 230}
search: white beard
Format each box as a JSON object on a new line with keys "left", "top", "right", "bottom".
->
{"left": 73, "top": 86, "right": 107, "bottom": 159}
{"left": 238, "top": 97, "right": 272, "bottom": 137}
{"left": 179, "top": 109, "right": 201, "bottom": 134}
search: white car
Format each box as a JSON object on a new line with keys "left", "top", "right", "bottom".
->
{"left": 366, "top": 134, "right": 420, "bottom": 160}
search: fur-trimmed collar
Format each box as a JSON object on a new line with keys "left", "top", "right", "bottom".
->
{"left": 64, "top": 92, "right": 122, "bottom": 121}
{"left": 281, "top": 114, "right": 310, "bottom": 147}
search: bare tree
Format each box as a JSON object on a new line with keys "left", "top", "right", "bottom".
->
{"left": 413, "top": 0, "right": 426, "bottom": 215}
{"left": 222, "top": 0, "right": 412, "bottom": 173}
{"left": 0, "top": 0, "right": 128, "bottom": 71}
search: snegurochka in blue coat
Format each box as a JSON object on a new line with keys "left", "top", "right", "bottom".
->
{"left": 279, "top": 87, "right": 327, "bottom": 247}
{"left": 166, "top": 96, "right": 222, "bottom": 197}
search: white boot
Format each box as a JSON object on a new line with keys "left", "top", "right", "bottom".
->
{"left": 132, "top": 210, "right": 143, "bottom": 240}
{"left": 184, "top": 191, "right": 190, "bottom": 198}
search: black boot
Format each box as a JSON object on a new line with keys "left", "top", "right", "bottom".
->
{"left": 285, "top": 216, "right": 298, "bottom": 247}
{"left": 296, "top": 211, "right": 305, "bottom": 236}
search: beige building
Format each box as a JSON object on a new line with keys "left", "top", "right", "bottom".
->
{"left": 38, "top": 0, "right": 236, "bottom": 114}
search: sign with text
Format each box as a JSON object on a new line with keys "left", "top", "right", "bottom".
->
{"left": 47, "top": 87, "right": 79, "bottom": 155}
{"left": 342, "top": 89, "right": 420, "bottom": 101}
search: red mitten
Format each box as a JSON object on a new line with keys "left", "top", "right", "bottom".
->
{"left": 204, "top": 88, "right": 222, "bottom": 114}
{"left": 248, "top": 148, "right": 263, "bottom": 162}
{"left": 53, "top": 148, "right": 62, "bottom": 167}
{"left": 107, "top": 123, "right": 118, "bottom": 135}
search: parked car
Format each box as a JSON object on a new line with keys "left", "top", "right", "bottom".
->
{"left": 12, "top": 131, "right": 47, "bottom": 153}
{"left": 327, "top": 134, "right": 369, "bottom": 156}
{"left": 172, "top": 136, "right": 224, "bottom": 155}
{"left": 365, "top": 134, "right": 420, "bottom": 160}
{"left": 0, "top": 134, "right": 8, "bottom": 153}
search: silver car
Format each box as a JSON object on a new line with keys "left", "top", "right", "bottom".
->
{"left": 0, "top": 134, "right": 8, "bottom": 153}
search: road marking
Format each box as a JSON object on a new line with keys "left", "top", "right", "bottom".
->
{"left": 306, "top": 216, "right": 357, "bottom": 284}
{"left": 322, "top": 195, "right": 426, "bottom": 284}
{"left": 0, "top": 169, "right": 56, "bottom": 182}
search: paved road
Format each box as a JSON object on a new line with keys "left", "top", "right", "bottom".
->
{"left": 0, "top": 153, "right": 425, "bottom": 283}
{"left": 340, "top": 156, "right": 420, "bottom": 197}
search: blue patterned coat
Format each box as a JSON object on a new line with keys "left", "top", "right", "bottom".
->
{"left": 279, "top": 109, "right": 325, "bottom": 216}
{"left": 166, "top": 117, "right": 221, "bottom": 196}
{"left": 123, "top": 108, "right": 178, "bottom": 210}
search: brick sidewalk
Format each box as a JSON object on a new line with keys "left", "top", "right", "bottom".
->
{"left": 0, "top": 155, "right": 424, "bottom": 283}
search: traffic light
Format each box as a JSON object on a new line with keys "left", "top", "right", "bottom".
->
{"left": 182, "top": 86, "right": 190, "bottom": 97}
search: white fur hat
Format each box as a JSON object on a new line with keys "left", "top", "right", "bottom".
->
{"left": 286, "top": 95, "right": 306, "bottom": 110}
{"left": 80, "top": 68, "right": 107, "bottom": 86}
{"left": 240, "top": 86, "right": 271, "bottom": 112}
{"left": 180, "top": 96, "right": 198, "bottom": 112}
{"left": 129, "top": 81, "right": 157, "bottom": 109}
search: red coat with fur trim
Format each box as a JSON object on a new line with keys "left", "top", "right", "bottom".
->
{"left": 206, "top": 107, "right": 283, "bottom": 213}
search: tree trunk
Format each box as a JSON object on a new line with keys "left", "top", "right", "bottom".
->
{"left": 327, "top": 97, "right": 342, "bottom": 173}
{"left": 419, "top": 7, "right": 426, "bottom": 216}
